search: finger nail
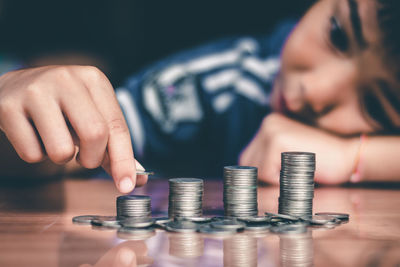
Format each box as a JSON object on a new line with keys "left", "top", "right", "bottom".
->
{"left": 119, "top": 177, "right": 134, "bottom": 193}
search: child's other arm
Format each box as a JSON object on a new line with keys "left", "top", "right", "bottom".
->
{"left": 240, "top": 113, "right": 400, "bottom": 184}
{"left": 357, "top": 135, "right": 400, "bottom": 183}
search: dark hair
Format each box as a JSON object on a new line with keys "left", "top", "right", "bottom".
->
{"left": 377, "top": 0, "right": 400, "bottom": 78}
{"left": 362, "top": 0, "right": 400, "bottom": 133}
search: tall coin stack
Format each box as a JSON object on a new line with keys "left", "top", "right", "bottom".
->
{"left": 117, "top": 195, "right": 152, "bottom": 219}
{"left": 168, "top": 178, "right": 204, "bottom": 218}
{"left": 278, "top": 152, "right": 315, "bottom": 219}
{"left": 223, "top": 166, "right": 258, "bottom": 217}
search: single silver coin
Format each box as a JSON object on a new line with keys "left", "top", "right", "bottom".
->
{"left": 244, "top": 222, "right": 271, "bottom": 232}
{"left": 136, "top": 171, "right": 155, "bottom": 176}
{"left": 154, "top": 217, "right": 172, "bottom": 224}
{"left": 210, "top": 219, "right": 246, "bottom": 230}
{"left": 315, "top": 212, "right": 349, "bottom": 221}
{"left": 308, "top": 215, "right": 340, "bottom": 225}
{"left": 165, "top": 220, "right": 199, "bottom": 233}
{"left": 91, "top": 216, "right": 121, "bottom": 228}
{"left": 72, "top": 215, "right": 100, "bottom": 224}
{"left": 265, "top": 212, "right": 301, "bottom": 221}
{"left": 120, "top": 217, "right": 155, "bottom": 228}
{"left": 238, "top": 216, "right": 269, "bottom": 223}
{"left": 177, "top": 216, "right": 212, "bottom": 223}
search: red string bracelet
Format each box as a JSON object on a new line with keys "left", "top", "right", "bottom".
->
{"left": 350, "top": 134, "right": 368, "bottom": 183}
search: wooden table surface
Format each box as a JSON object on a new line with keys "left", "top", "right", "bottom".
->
{"left": 0, "top": 177, "right": 399, "bottom": 267}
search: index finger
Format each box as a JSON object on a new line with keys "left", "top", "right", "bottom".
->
{"left": 81, "top": 67, "right": 137, "bottom": 193}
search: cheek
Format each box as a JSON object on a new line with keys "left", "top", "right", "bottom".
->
{"left": 302, "top": 62, "right": 358, "bottom": 111}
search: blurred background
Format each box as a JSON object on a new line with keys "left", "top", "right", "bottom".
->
{"left": 0, "top": 0, "right": 313, "bottom": 86}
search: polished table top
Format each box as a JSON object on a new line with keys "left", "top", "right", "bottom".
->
{"left": 0, "top": 177, "right": 399, "bottom": 267}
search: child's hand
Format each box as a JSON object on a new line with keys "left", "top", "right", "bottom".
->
{"left": 0, "top": 66, "right": 146, "bottom": 193}
{"left": 239, "top": 113, "right": 360, "bottom": 184}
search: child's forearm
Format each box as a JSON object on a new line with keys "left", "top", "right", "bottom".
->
{"left": 359, "top": 136, "right": 400, "bottom": 182}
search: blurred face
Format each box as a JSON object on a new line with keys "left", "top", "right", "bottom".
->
{"left": 271, "top": 0, "right": 400, "bottom": 135}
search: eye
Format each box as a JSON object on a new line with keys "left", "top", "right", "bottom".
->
{"left": 329, "top": 17, "right": 349, "bottom": 52}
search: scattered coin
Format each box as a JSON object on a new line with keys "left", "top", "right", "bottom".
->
{"left": 265, "top": 212, "right": 300, "bottom": 221}
{"left": 165, "top": 220, "right": 199, "bottom": 233}
{"left": 244, "top": 222, "right": 271, "bottom": 232}
{"left": 211, "top": 219, "right": 246, "bottom": 230}
{"left": 120, "top": 217, "right": 155, "bottom": 228}
{"left": 91, "top": 216, "right": 121, "bottom": 228}
{"left": 154, "top": 217, "right": 172, "bottom": 224}
{"left": 182, "top": 217, "right": 213, "bottom": 223}
{"left": 72, "top": 215, "right": 100, "bottom": 224}
{"left": 307, "top": 215, "right": 340, "bottom": 225}
{"left": 314, "top": 212, "right": 349, "bottom": 221}
{"left": 238, "top": 216, "right": 269, "bottom": 223}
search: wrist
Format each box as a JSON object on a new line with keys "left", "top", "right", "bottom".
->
{"left": 349, "top": 134, "right": 368, "bottom": 183}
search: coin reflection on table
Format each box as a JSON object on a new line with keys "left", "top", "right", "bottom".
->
{"left": 223, "top": 233, "right": 258, "bottom": 267}
{"left": 117, "top": 228, "right": 156, "bottom": 241}
{"left": 168, "top": 232, "right": 205, "bottom": 258}
{"left": 279, "top": 231, "right": 314, "bottom": 267}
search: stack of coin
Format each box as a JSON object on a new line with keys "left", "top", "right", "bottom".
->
{"left": 278, "top": 152, "right": 315, "bottom": 219}
{"left": 116, "top": 195, "right": 152, "bottom": 219}
{"left": 168, "top": 178, "right": 204, "bottom": 218}
{"left": 223, "top": 166, "right": 258, "bottom": 217}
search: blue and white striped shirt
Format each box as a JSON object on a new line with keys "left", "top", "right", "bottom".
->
{"left": 116, "top": 20, "right": 295, "bottom": 177}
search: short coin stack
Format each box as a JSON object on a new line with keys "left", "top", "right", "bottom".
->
{"left": 224, "top": 166, "right": 258, "bottom": 217}
{"left": 279, "top": 152, "right": 316, "bottom": 219}
{"left": 117, "top": 195, "right": 152, "bottom": 219}
{"left": 168, "top": 178, "right": 204, "bottom": 218}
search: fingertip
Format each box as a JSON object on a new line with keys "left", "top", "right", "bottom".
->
{"left": 118, "top": 177, "right": 135, "bottom": 193}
